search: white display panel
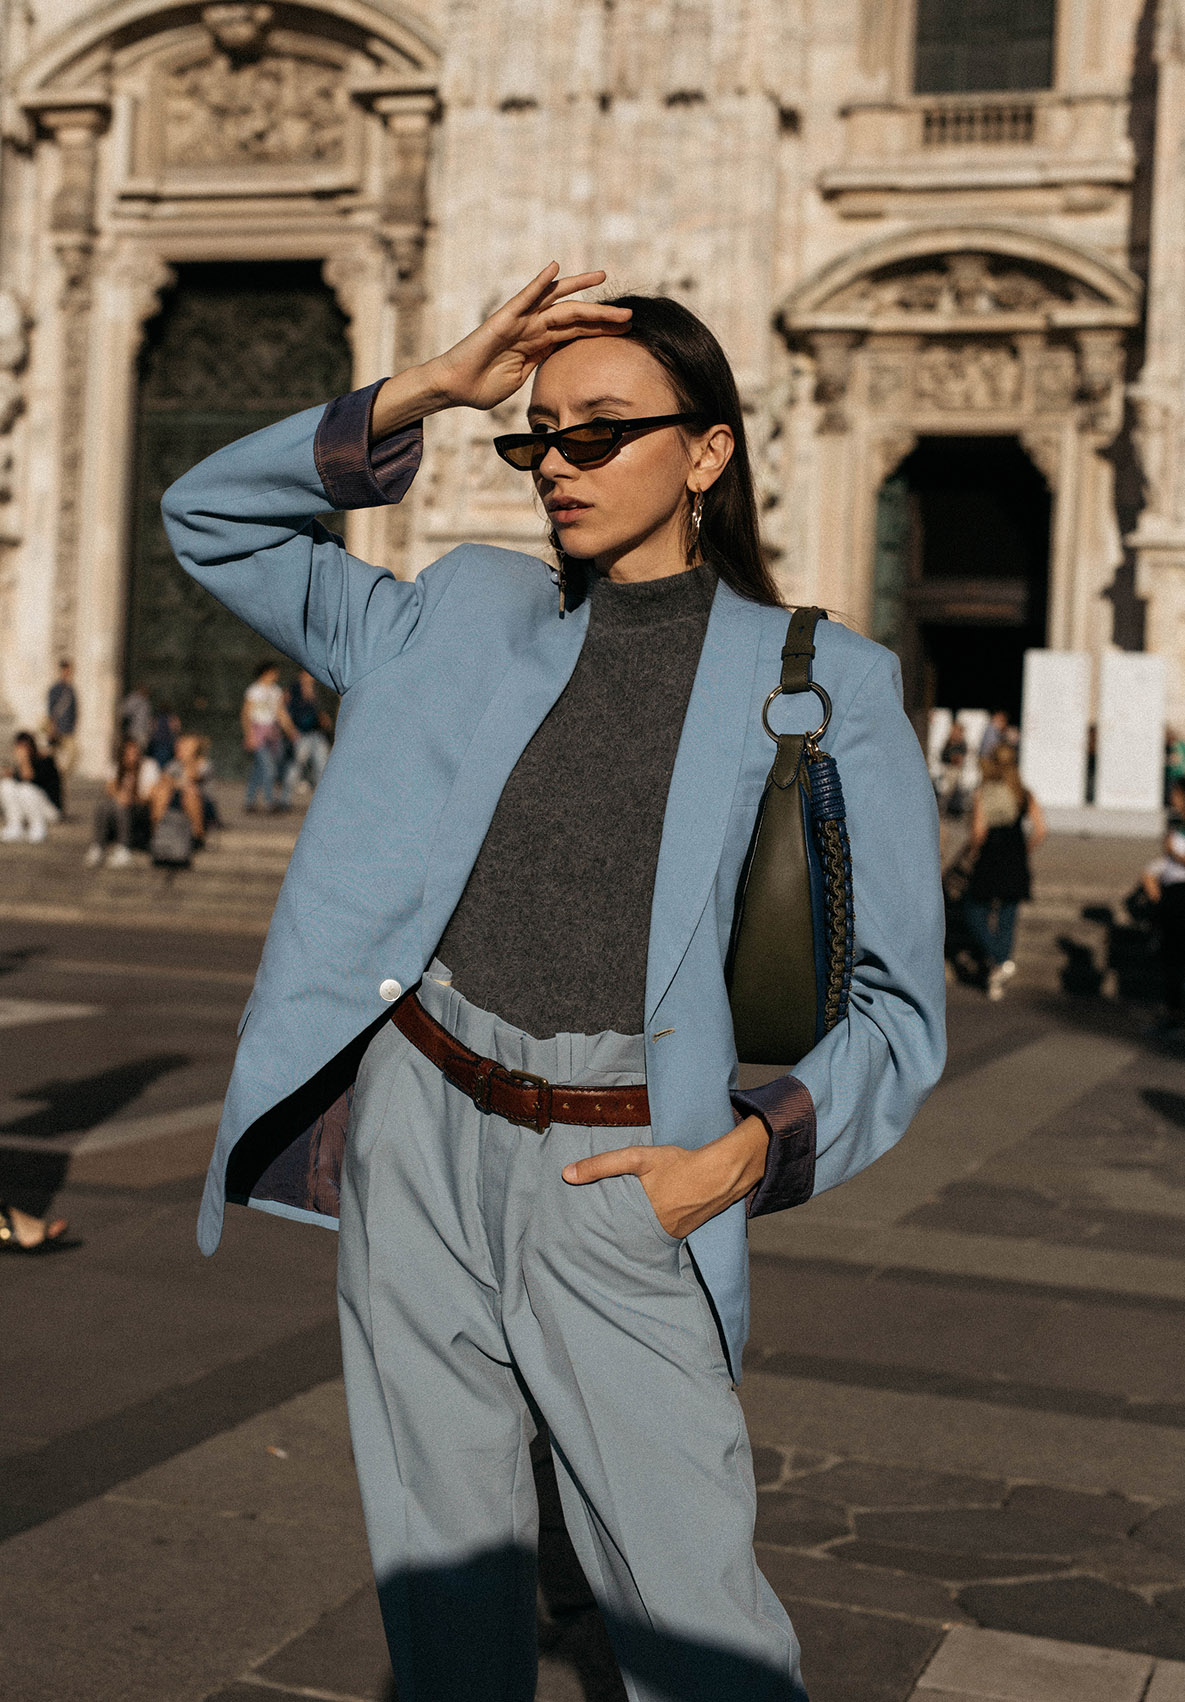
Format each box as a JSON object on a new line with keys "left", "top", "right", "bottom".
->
{"left": 1019, "top": 650, "right": 1090, "bottom": 809}
{"left": 1095, "top": 650, "right": 1167, "bottom": 812}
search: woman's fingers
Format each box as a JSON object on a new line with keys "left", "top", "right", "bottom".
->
{"left": 504, "top": 262, "right": 562, "bottom": 315}
{"left": 542, "top": 300, "right": 633, "bottom": 332}
{"left": 562, "top": 1146, "right": 645, "bottom": 1185}
{"left": 537, "top": 268, "right": 610, "bottom": 306}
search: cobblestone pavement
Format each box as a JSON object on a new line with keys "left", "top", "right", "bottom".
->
{"left": 2, "top": 838, "right": 1184, "bottom": 1701}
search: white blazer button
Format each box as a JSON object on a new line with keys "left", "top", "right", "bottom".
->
{"left": 379, "top": 978, "right": 403, "bottom": 1002}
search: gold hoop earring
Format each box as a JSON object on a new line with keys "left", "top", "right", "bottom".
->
{"left": 687, "top": 490, "right": 704, "bottom": 563}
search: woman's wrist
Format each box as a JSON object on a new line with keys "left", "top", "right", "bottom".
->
{"left": 704, "top": 1116, "right": 769, "bottom": 1209}
{"left": 369, "top": 361, "right": 457, "bottom": 441}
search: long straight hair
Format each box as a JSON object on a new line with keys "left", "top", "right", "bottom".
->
{"left": 595, "top": 294, "right": 782, "bottom": 606}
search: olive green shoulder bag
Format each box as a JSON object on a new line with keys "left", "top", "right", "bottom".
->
{"left": 725, "top": 607, "right": 854, "bottom": 1067}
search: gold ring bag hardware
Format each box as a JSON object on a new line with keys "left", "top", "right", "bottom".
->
{"left": 725, "top": 607, "right": 854, "bottom": 1067}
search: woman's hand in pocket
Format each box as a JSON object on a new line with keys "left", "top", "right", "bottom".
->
{"left": 561, "top": 1116, "right": 770, "bottom": 1240}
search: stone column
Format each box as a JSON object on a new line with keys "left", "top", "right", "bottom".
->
{"left": 344, "top": 81, "right": 438, "bottom": 576}
{"left": 26, "top": 98, "right": 109, "bottom": 684}
{"left": 1128, "top": 0, "right": 1185, "bottom": 726}
{"left": 73, "top": 245, "right": 176, "bottom": 776}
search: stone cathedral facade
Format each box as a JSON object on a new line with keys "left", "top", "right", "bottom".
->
{"left": 0, "top": 0, "right": 1182, "bottom": 773}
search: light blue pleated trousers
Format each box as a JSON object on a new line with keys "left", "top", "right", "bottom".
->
{"left": 336, "top": 964, "right": 806, "bottom": 1702}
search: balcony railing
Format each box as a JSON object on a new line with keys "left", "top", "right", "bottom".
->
{"left": 921, "top": 100, "right": 1036, "bottom": 148}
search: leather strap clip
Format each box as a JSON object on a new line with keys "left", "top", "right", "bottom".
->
{"left": 780, "top": 606, "right": 825, "bottom": 695}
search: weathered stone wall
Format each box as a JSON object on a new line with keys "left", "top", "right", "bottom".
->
{"left": 0, "top": 0, "right": 1179, "bottom": 762}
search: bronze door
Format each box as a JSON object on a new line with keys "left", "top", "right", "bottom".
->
{"left": 127, "top": 262, "right": 352, "bottom": 774}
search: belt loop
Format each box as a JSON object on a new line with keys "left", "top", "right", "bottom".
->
{"left": 471, "top": 1059, "right": 494, "bottom": 1115}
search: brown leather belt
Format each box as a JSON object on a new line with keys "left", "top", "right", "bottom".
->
{"left": 391, "top": 993, "right": 650, "bottom": 1134}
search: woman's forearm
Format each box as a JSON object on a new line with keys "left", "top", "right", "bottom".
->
{"left": 369, "top": 362, "right": 456, "bottom": 442}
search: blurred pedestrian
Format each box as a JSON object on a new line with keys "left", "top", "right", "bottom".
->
{"left": 1142, "top": 778, "right": 1185, "bottom": 1027}
{"left": 939, "top": 718, "right": 969, "bottom": 818}
{"left": 146, "top": 704, "right": 180, "bottom": 768}
{"left": 85, "top": 737, "right": 161, "bottom": 867}
{"left": 241, "top": 661, "right": 296, "bottom": 813}
{"left": 118, "top": 682, "right": 153, "bottom": 748}
{"left": 281, "top": 669, "right": 332, "bottom": 804}
{"left": 979, "top": 708, "right": 1008, "bottom": 762}
{"left": 151, "top": 732, "right": 213, "bottom": 855}
{"left": 1166, "top": 728, "right": 1185, "bottom": 806}
{"left": 964, "top": 745, "right": 1047, "bottom": 1000}
{"left": 0, "top": 730, "right": 61, "bottom": 843}
{"left": 44, "top": 659, "right": 77, "bottom": 805}
{"left": 0, "top": 1202, "right": 70, "bottom": 1255}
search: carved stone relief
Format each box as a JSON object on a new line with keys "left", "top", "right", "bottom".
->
{"left": 1033, "top": 344, "right": 1079, "bottom": 412}
{"left": 164, "top": 48, "right": 348, "bottom": 168}
{"left": 915, "top": 340, "right": 1022, "bottom": 411}
{"left": 0, "top": 290, "right": 30, "bottom": 438}
{"left": 0, "top": 290, "right": 30, "bottom": 528}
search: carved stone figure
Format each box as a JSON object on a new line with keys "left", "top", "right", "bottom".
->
{"left": 202, "top": 3, "right": 274, "bottom": 57}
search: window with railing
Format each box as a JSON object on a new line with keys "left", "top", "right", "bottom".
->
{"left": 914, "top": 0, "right": 1056, "bottom": 96}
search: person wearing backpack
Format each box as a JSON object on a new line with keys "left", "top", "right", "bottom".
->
{"left": 149, "top": 733, "right": 210, "bottom": 866}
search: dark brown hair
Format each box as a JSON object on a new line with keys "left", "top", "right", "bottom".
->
{"left": 603, "top": 294, "right": 781, "bottom": 605}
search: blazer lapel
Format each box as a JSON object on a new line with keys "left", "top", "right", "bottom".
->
{"left": 418, "top": 594, "right": 591, "bottom": 963}
{"left": 645, "top": 580, "right": 765, "bottom": 1024}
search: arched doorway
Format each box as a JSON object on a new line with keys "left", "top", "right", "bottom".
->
{"left": 775, "top": 227, "right": 1142, "bottom": 731}
{"left": 126, "top": 261, "right": 352, "bottom": 773}
{"left": 873, "top": 436, "right": 1051, "bottom": 720}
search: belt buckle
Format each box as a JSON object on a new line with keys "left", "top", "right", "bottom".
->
{"left": 506, "top": 1069, "right": 552, "bottom": 1134}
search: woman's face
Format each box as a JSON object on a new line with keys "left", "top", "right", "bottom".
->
{"left": 526, "top": 337, "right": 731, "bottom": 579}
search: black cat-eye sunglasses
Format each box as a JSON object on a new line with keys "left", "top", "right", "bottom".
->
{"left": 492, "top": 413, "right": 702, "bottom": 472}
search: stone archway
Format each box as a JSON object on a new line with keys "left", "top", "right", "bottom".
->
{"left": 7, "top": 0, "right": 440, "bottom": 773}
{"left": 774, "top": 226, "right": 1142, "bottom": 720}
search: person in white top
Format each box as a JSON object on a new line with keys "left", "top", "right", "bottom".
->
{"left": 84, "top": 738, "right": 161, "bottom": 866}
{"left": 241, "top": 660, "right": 297, "bottom": 813}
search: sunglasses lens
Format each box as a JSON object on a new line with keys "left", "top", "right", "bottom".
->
{"left": 499, "top": 438, "right": 545, "bottom": 470}
{"left": 562, "top": 424, "right": 617, "bottom": 464}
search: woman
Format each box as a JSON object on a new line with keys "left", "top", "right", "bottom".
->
{"left": 241, "top": 661, "right": 296, "bottom": 812}
{"left": 0, "top": 731, "right": 61, "bottom": 844}
{"left": 164, "top": 266, "right": 946, "bottom": 1702}
{"left": 964, "top": 744, "right": 1047, "bottom": 1000}
{"left": 85, "top": 736, "right": 161, "bottom": 867}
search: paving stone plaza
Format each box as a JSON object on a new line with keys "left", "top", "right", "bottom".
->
{"left": 1, "top": 796, "right": 1184, "bottom": 1700}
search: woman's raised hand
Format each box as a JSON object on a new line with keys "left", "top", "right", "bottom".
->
{"left": 368, "top": 266, "right": 631, "bottom": 441}
{"left": 427, "top": 265, "right": 632, "bottom": 412}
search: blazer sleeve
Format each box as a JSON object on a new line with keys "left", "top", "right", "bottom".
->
{"left": 160, "top": 379, "right": 432, "bottom": 695}
{"left": 734, "top": 648, "right": 947, "bottom": 1215}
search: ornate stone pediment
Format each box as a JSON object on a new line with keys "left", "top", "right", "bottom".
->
{"left": 780, "top": 226, "right": 1141, "bottom": 441}
{"left": 828, "top": 251, "right": 1095, "bottom": 326}
{"left": 783, "top": 225, "right": 1142, "bottom": 336}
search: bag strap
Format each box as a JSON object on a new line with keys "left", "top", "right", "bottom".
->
{"left": 780, "top": 606, "right": 825, "bottom": 694}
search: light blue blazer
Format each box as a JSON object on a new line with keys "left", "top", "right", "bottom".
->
{"left": 162, "top": 396, "right": 946, "bottom": 1378}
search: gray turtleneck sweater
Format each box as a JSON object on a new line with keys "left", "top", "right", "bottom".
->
{"left": 435, "top": 558, "right": 716, "bottom": 1038}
